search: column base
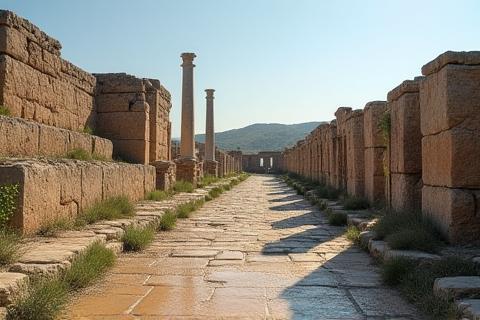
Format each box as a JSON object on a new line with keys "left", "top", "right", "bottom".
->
{"left": 204, "top": 160, "right": 218, "bottom": 177}
{"left": 174, "top": 158, "right": 200, "bottom": 187}
{"left": 152, "top": 160, "right": 176, "bottom": 191}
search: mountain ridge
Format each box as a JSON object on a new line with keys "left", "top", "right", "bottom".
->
{"left": 195, "top": 122, "right": 323, "bottom": 154}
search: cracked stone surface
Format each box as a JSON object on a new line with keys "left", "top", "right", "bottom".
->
{"left": 66, "top": 175, "right": 421, "bottom": 319}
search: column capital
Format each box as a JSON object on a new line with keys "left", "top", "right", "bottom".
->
{"left": 181, "top": 52, "right": 196, "bottom": 67}
{"left": 205, "top": 89, "right": 215, "bottom": 99}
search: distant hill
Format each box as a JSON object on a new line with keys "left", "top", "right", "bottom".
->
{"left": 195, "top": 122, "right": 323, "bottom": 154}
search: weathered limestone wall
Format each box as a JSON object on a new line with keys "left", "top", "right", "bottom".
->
{"left": 0, "top": 158, "right": 155, "bottom": 234}
{"left": 363, "top": 101, "right": 387, "bottom": 204}
{"left": 0, "top": 115, "right": 113, "bottom": 159}
{"left": 242, "top": 151, "right": 283, "bottom": 173}
{"left": 387, "top": 78, "right": 423, "bottom": 213}
{"left": 94, "top": 73, "right": 151, "bottom": 164}
{"left": 282, "top": 50, "right": 480, "bottom": 243}
{"left": 420, "top": 51, "right": 480, "bottom": 243}
{"left": 345, "top": 110, "right": 365, "bottom": 197}
{"left": 0, "top": 10, "right": 96, "bottom": 131}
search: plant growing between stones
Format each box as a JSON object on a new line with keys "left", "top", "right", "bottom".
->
{"left": 0, "top": 105, "right": 10, "bottom": 116}
{"left": 379, "top": 111, "right": 391, "bottom": 144}
{"left": 327, "top": 211, "right": 347, "bottom": 226}
{"left": 158, "top": 210, "right": 177, "bottom": 231}
{"left": 82, "top": 125, "right": 94, "bottom": 135}
{"left": 7, "top": 242, "right": 115, "bottom": 320}
{"left": 0, "top": 229, "right": 22, "bottom": 265}
{"left": 173, "top": 180, "right": 194, "bottom": 193}
{"left": 208, "top": 187, "right": 223, "bottom": 199}
{"left": 345, "top": 225, "right": 361, "bottom": 243}
{"left": 122, "top": 225, "right": 155, "bottom": 251}
{"left": 146, "top": 190, "right": 172, "bottom": 201}
{"left": 382, "top": 256, "right": 479, "bottom": 319}
{"left": 373, "top": 211, "right": 443, "bottom": 253}
{"left": 62, "top": 242, "right": 116, "bottom": 290}
{"left": 37, "top": 218, "right": 76, "bottom": 237}
{"left": 343, "top": 196, "right": 370, "bottom": 210}
{"left": 197, "top": 175, "right": 219, "bottom": 188}
{"left": 76, "top": 196, "right": 134, "bottom": 225}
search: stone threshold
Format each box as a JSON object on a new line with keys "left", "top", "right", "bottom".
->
{"left": 0, "top": 175, "right": 243, "bottom": 316}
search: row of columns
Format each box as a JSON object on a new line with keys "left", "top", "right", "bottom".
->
{"left": 282, "top": 50, "right": 480, "bottom": 244}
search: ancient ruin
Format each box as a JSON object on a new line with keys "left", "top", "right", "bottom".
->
{"left": 282, "top": 51, "right": 480, "bottom": 244}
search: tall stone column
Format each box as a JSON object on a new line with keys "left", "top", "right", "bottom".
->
{"left": 180, "top": 52, "right": 196, "bottom": 159}
{"left": 205, "top": 89, "right": 215, "bottom": 161}
{"left": 176, "top": 52, "right": 201, "bottom": 185}
{"left": 204, "top": 89, "right": 218, "bottom": 176}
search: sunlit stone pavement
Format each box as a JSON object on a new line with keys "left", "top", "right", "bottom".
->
{"left": 67, "top": 175, "right": 420, "bottom": 319}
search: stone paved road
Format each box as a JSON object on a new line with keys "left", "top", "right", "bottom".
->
{"left": 67, "top": 175, "right": 421, "bottom": 320}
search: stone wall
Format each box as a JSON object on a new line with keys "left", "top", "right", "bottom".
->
{"left": 282, "top": 50, "right": 480, "bottom": 244}
{"left": 420, "top": 51, "right": 480, "bottom": 243}
{"left": 242, "top": 151, "right": 283, "bottom": 173}
{"left": 0, "top": 158, "right": 155, "bottom": 234}
{"left": 363, "top": 101, "right": 387, "bottom": 204}
{"left": 0, "top": 10, "right": 96, "bottom": 132}
{"left": 0, "top": 115, "right": 112, "bottom": 159}
{"left": 387, "top": 78, "right": 423, "bottom": 213}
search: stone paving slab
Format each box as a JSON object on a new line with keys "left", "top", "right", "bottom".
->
{"left": 65, "top": 175, "right": 421, "bottom": 319}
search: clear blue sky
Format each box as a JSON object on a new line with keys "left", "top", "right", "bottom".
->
{"left": 3, "top": 0, "right": 479, "bottom": 137}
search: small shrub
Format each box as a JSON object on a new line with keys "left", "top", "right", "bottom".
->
{"left": 0, "top": 184, "right": 19, "bottom": 228}
{"left": 82, "top": 126, "right": 94, "bottom": 135}
{"left": 398, "top": 257, "right": 478, "bottom": 319}
{"left": 343, "top": 196, "right": 370, "bottom": 210}
{"left": 122, "top": 225, "right": 155, "bottom": 251}
{"left": 66, "top": 148, "right": 92, "bottom": 161}
{"left": 146, "top": 190, "right": 172, "bottom": 201}
{"left": 6, "top": 278, "right": 68, "bottom": 320}
{"left": 197, "top": 175, "right": 219, "bottom": 188}
{"left": 37, "top": 218, "right": 75, "bottom": 237}
{"left": 328, "top": 211, "right": 347, "bottom": 226}
{"left": 62, "top": 242, "right": 115, "bottom": 290}
{"left": 345, "top": 225, "right": 361, "bottom": 243}
{"left": 176, "top": 199, "right": 204, "bottom": 219}
{"left": 77, "top": 196, "right": 134, "bottom": 225}
{"left": 173, "top": 180, "right": 194, "bottom": 193}
{"left": 317, "top": 200, "right": 327, "bottom": 210}
{"left": 0, "top": 105, "right": 10, "bottom": 116}
{"left": 158, "top": 210, "right": 176, "bottom": 231}
{"left": 381, "top": 257, "right": 415, "bottom": 286}
{"left": 315, "top": 185, "right": 340, "bottom": 200}
{"left": 209, "top": 187, "right": 223, "bottom": 199}
{"left": 0, "top": 229, "right": 21, "bottom": 265}
{"left": 205, "top": 195, "right": 213, "bottom": 201}
{"left": 386, "top": 228, "right": 442, "bottom": 253}
{"left": 223, "top": 184, "right": 231, "bottom": 191}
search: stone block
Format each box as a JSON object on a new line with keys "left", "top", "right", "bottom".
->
{"left": 0, "top": 116, "right": 39, "bottom": 156}
{"left": 111, "top": 139, "right": 149, "bottom": 165}
{"left": 434, "top": 276, "right": 480, "bottom": 299}
{"left": 175, "top": 158, "right": 200, "bottom": 186}
{"left": 0, "top": 272, "right": 28, "bottom": 307}
{"left": 91, "top": 135, "right": 113, "bottom": 159}
{"left": 152, "top": 160, "right": 176, "bottom": 191}
{"left": 363, "top": 101, "right": 387, "bottom": 148}
{"left": 422, "top": 185, "right": 480, "bottom": 243}
{"left": 420, "top": 62, "right": 480, "bottom": 136}
{"left": 38, "top": 124, "right": 68, "bottom": 156}
{"left": 95, "top": 93, "right": 137, "bottom": 113}
{"left": 390, "top": 92, "right": 422, "bottom": 174}
{"left": 364, "top": 147, "right": 385, "bottom": 204}
{"left": 422, "top": 128, "right": 480, "bottom": 188}
{"left": 96, "top": 111, "right": 149, "bottom": 141}
{"left": 390, "top": 173, "right": 422, "bottom": 214}
{"left": 0, "top": 159, "right": 155, "bottom": 234}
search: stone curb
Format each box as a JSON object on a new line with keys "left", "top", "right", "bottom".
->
{"left": 0, "top": 175, "right": 245, "bottom": 311}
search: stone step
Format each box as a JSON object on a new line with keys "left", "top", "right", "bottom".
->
{"left": 456, "top": 299, "right": 480, "bottom": 319}
{"left": 434, "top": 276, "right": 480, "bottom": 299}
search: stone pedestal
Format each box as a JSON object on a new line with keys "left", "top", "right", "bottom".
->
{"left": 175, "top": 158, "right": 200, "bottom": 186}
{"left": 205, "top": 160, "right": 218, "bottom": 177}
{"left": 152, "top": 160, "right": 176, "bottom": 191}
